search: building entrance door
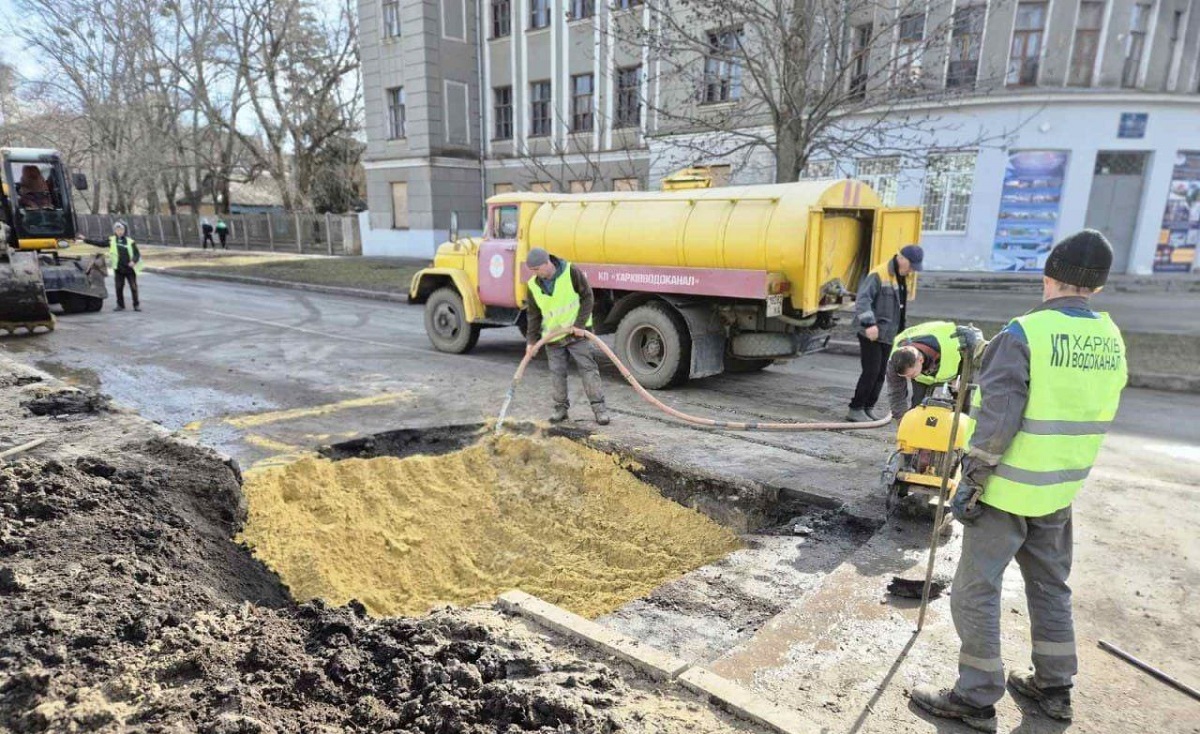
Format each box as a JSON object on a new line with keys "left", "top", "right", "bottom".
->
{"left": 1084, "top": 152, "right": 1149, "bottom": 274}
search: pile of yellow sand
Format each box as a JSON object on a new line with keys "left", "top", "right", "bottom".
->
{"left": 238, "top": 434, "right": 741, "bottom": 618}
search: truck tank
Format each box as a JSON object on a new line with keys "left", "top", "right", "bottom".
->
{"left": 525, "top": 179, "right": 904, "bottom": 314}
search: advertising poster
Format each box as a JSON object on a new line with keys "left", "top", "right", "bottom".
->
{"left": 992, "top": 151, "right": 1068, "bottom": 272}
{"left": 1154, "top": 151, "right": 1200, "bottom": 273}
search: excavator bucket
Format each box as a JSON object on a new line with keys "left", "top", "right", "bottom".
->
{"left": 0, "top": 250, "right": 55, "bottom": 334}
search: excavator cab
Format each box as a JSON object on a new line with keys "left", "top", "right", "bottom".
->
{"left": 0, "top": 148, "right": 106, "bottom": 334}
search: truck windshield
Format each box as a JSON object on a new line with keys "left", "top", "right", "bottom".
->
{"left": 5, "top": 160, "right": 70, "bottom": 238}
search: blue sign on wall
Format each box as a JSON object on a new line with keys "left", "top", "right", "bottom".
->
{"left": 992, "top": 151, "right": 1069, "bottom": 272}
{"left": 1118, "top": 113, "right": 1148, "bottom": 139}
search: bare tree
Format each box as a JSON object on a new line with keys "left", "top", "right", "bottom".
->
{"left": 615, "top": 0, "right": 1016, "bottom": 183}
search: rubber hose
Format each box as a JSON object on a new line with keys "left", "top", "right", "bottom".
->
{"left": 505, "top": 329, "right": 892, "bottom": 432}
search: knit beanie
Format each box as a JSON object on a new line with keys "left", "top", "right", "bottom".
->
{"left": 1042, "top": 229, "right": 1112, "bottom": 289}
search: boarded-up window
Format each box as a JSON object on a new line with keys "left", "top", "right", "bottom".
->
{"left": 442, "top": 0, "right": 466, "bottom": 40}
{"left": 493, "top": 182, "right": 516, "bottom": 195}
{"left": 391, "top": 182, "right": 409, "bottom": 229}
{"left": 445, "top": 81, "right": 470, "bottom": 145}
{"left": 530, "top": 181, "right": 553, "bottom": 193}
{"left": 613, "top": 177, "right": 641, "bottom": 191}
{"left": 569, "top": 180, "right": 594, "bottom": 193}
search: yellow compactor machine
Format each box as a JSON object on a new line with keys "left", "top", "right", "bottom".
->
{"left": 411, "top": 179, "right": 922, "bottom": 388}
{"left": 0, "top": 148, "right": 106, "bottom": 333}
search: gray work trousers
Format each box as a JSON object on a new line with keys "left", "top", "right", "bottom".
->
{"left": 952, "top": 503, "right": 1075, "bottom": 708}
{"left": 546, "top": 338, "right": 605, "bottom": 411}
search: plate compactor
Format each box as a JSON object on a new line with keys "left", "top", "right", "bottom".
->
{"left": 881, "top": 327, "right": 985, "bottom": 519}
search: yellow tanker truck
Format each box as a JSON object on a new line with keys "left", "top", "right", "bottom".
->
{"left": 410, "top": 179, "right": 921, "bottom": 388}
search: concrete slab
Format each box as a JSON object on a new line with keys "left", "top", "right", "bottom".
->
{"left": 497, "top": 590, "right": 690, "bottom": 680}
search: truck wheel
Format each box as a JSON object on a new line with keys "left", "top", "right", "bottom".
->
{"left": 85, "top": 297, "right": 103, "bottom": 313}
{"left": 59, "top": 294, "right": 88, "bottom": 314}
{"left": 730, "top": 332, "right": 795, "bottom": 359}
{"left": 615, "top": 303, "right": 690, "bottom": 389}
{"left": 724, "top": 356, "right": 774, "bottom": 373}
{"left": 425, "top": 287, "right": 481, "bottom": 354}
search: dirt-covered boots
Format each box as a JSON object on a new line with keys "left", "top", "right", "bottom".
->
{"left": 549, "top": 406, "right": 568, "bottom": 423}
{"left": 593, "top": 405, "right": 611, "bottom": 426}
{"left": 1008, "top": 669, "right": 1073, "bottom": 721}
{"left": 910, "top": 685, "right": 998, "bottom": 732}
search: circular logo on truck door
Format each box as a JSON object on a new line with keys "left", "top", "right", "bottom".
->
{"left": 489, "top": 253, "right": 505, "bottom": 279}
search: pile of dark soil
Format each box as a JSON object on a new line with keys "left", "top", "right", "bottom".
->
{"left": 21, "top": 388, "right": 113, "bottom": 417}
{"left": 0, "top": 439, "right": 682, "bottom": 733}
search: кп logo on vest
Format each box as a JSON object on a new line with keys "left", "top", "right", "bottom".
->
{"left": 1049, "top": 333, "right": 1124, "bottom": 371}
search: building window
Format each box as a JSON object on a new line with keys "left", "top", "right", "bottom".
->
{"left": 571, "top": 73, "right": 594, "bottom": 132}
{"left": 707, "top": 164, "right": 732, "bottom": 187}
{"left": 703, "top": 27, "right": 743, "bottom": 103}
{"left": 1069, "top": 1, "right": 1104, "bottom": 86}
{"left": 947, "top": 5, "right": 984, "bottom": 89}
{"left": 382, "top": 0, "right": 401, "bottom": 38}
{"left": 491, "top": 0, "right": 510, "bottom": 38}
{"left": 799, "top": 160, "right": 835, "bottom": 179}
{"left": 1007, "top": 1, "right": 1047, "bottom": 86}
{"left": 1123, "top": 2, "right": 1151, "bottom": 88}
{"left": 856, "top": 157, "right": 900, "bottom": 207}
{"left": 493, "top": 86, "right": 513, "bottom": 140}
{"left": 894, "top": 13, "right": 925, "bottom": 86}
{"left": 613, "top": 177, "right": 641, "bottom": 191}
{"left": 615, "top": 0, "right": 644, "bottom": 9}
{"left": 615, "top": 65, "right": 641, "bottom": 128}
{"left": 849, "top": 24, "right": 871, "bottom": 100}
{"left": 391, "top": 182, "right": 409, "bottom": 229}
{"left": 922, "top": 152, "right": 976, "bottom": 232}
{"left": 530, "top": 0, "right": 550, "bottom": 29}
{"left": 569, "top": 179, "right": 594, "bottom": 193}
{"left": 570, "top": 0, "right": 594, "bottom": 19}
{"left": 530, "top": 181, "right": 554, "bottom": 193}
{"left": 386, "top": 87, "right": 406, "bottom": 139}
{"left": 493, "top": 183, "right": 515, "bottom": 196}
{"left": 530, "top": 81, "right": 551, "bottom": 137}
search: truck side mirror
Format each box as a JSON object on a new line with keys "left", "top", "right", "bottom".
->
{"left": 72, "top": 173, "right": 89, "bottom": 191}
{"left": 449, "top": 211, "right": 459, "bottom": 243}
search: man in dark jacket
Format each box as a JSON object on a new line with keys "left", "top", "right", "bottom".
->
{"left": 525, "top": 247, "right": 609, "bottom": 425}
{"left": 201, "top": 219, "right": 215, "bottom": 249}
{"left": 846, "top": 244, "right": 923, "bottom": 421}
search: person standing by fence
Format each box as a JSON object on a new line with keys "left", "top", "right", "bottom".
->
{"left": 216, "top": 218, "right": 229, "bottom": 249}
{"left": 108, "top": 221, "right": 143, "bottom": 312}
{"left": 201, "top": 218, "right": 215, "bottom": 249}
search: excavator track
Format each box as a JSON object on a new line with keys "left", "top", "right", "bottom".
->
{"left": 0, "top": 250, "right": 55, "bottom": 335}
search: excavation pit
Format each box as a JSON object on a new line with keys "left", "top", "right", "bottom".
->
{"left": 238, "top": 425, "right": 786, "bottom": 619}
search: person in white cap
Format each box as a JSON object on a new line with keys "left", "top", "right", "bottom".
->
{"left": 108, "top": 221, "right": 142, "bottom": 312}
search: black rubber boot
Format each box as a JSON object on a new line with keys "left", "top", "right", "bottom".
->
{"left": 593, "top": 405, "right": 611, "bottom": 426}
{"left": 911, "top": 685, "right": 998, "bottom": 732}
{"left": 1008, "top": 669, "right": 1073, "bottom": 721}
{"left": 549, "top": 406, "right": 568, "bottom": 423}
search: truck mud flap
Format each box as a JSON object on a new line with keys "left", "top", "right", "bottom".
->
{"left": 668, "top": 301, "right": 725, "bottom": 380}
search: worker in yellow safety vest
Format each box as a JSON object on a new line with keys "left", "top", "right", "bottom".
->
{"left": 524, "top": 247, "right": 609, "bottom": 425}
{"left": 886, "top": 320, "right": 983, "bottom": 420}
{"left": 911, "top": 230, "right": 1128, "bottom": 732}
{"left": 108, "top": 221, "right": 143, "bottom": 312}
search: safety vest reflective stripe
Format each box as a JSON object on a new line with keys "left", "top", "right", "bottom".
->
{"left": 527, "top": 260, "right": 592, "bottom": 343}
{"left": 1019, "top": 418, "right": 1113, "bottom": 435}
{"left": 892, "top": 320, "right": 960, "bottom": 385}
{"left": 981, "top": 309, "right": 1126, "bottom": 517}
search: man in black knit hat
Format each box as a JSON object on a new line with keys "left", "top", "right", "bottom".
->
{"left": 911, "top": 230, "right": 1128, "bottom": 732}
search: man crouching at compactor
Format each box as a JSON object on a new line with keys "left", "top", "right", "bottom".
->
{"left": 524, "top": 247, "right": 610, "bottom": 426}
{"left": 910, "top": 230, "right": 1128, "bottom": 732}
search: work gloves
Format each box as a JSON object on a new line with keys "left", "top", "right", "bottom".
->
{"left": 951, "top": 481, "right": 984, "bottom": 525}
{"left": 954, "top": 324, "right": 987, "bottom": 361}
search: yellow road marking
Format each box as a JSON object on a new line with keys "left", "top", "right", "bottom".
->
{"left": 224, "top": 391, "right": 413, "bottom": 429}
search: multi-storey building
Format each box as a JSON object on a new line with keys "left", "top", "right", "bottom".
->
{"left": 360, "top": 0, "right": 1200, "bottom": 274}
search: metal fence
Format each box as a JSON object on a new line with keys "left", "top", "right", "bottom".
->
{"left": 76, "top": 211, "right": 360, "bottom": 256}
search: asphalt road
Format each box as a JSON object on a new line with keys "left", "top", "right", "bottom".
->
{"left": 1, "top": 272, "right": 1196, "bottom": 508}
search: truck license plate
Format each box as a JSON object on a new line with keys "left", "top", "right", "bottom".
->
{"left": 766, "top": 295, "right": 783, "bottom": 318}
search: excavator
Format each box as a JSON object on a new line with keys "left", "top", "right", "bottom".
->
{"left": 0, "top": 147, "right": 107, "bottom": 334}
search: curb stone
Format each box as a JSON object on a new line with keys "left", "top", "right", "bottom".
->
{"left": 497, "top": 590, "right": 817, "bottom": 734}
{"left": 144, "top": 267, "right": 411, "bottom": 303}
